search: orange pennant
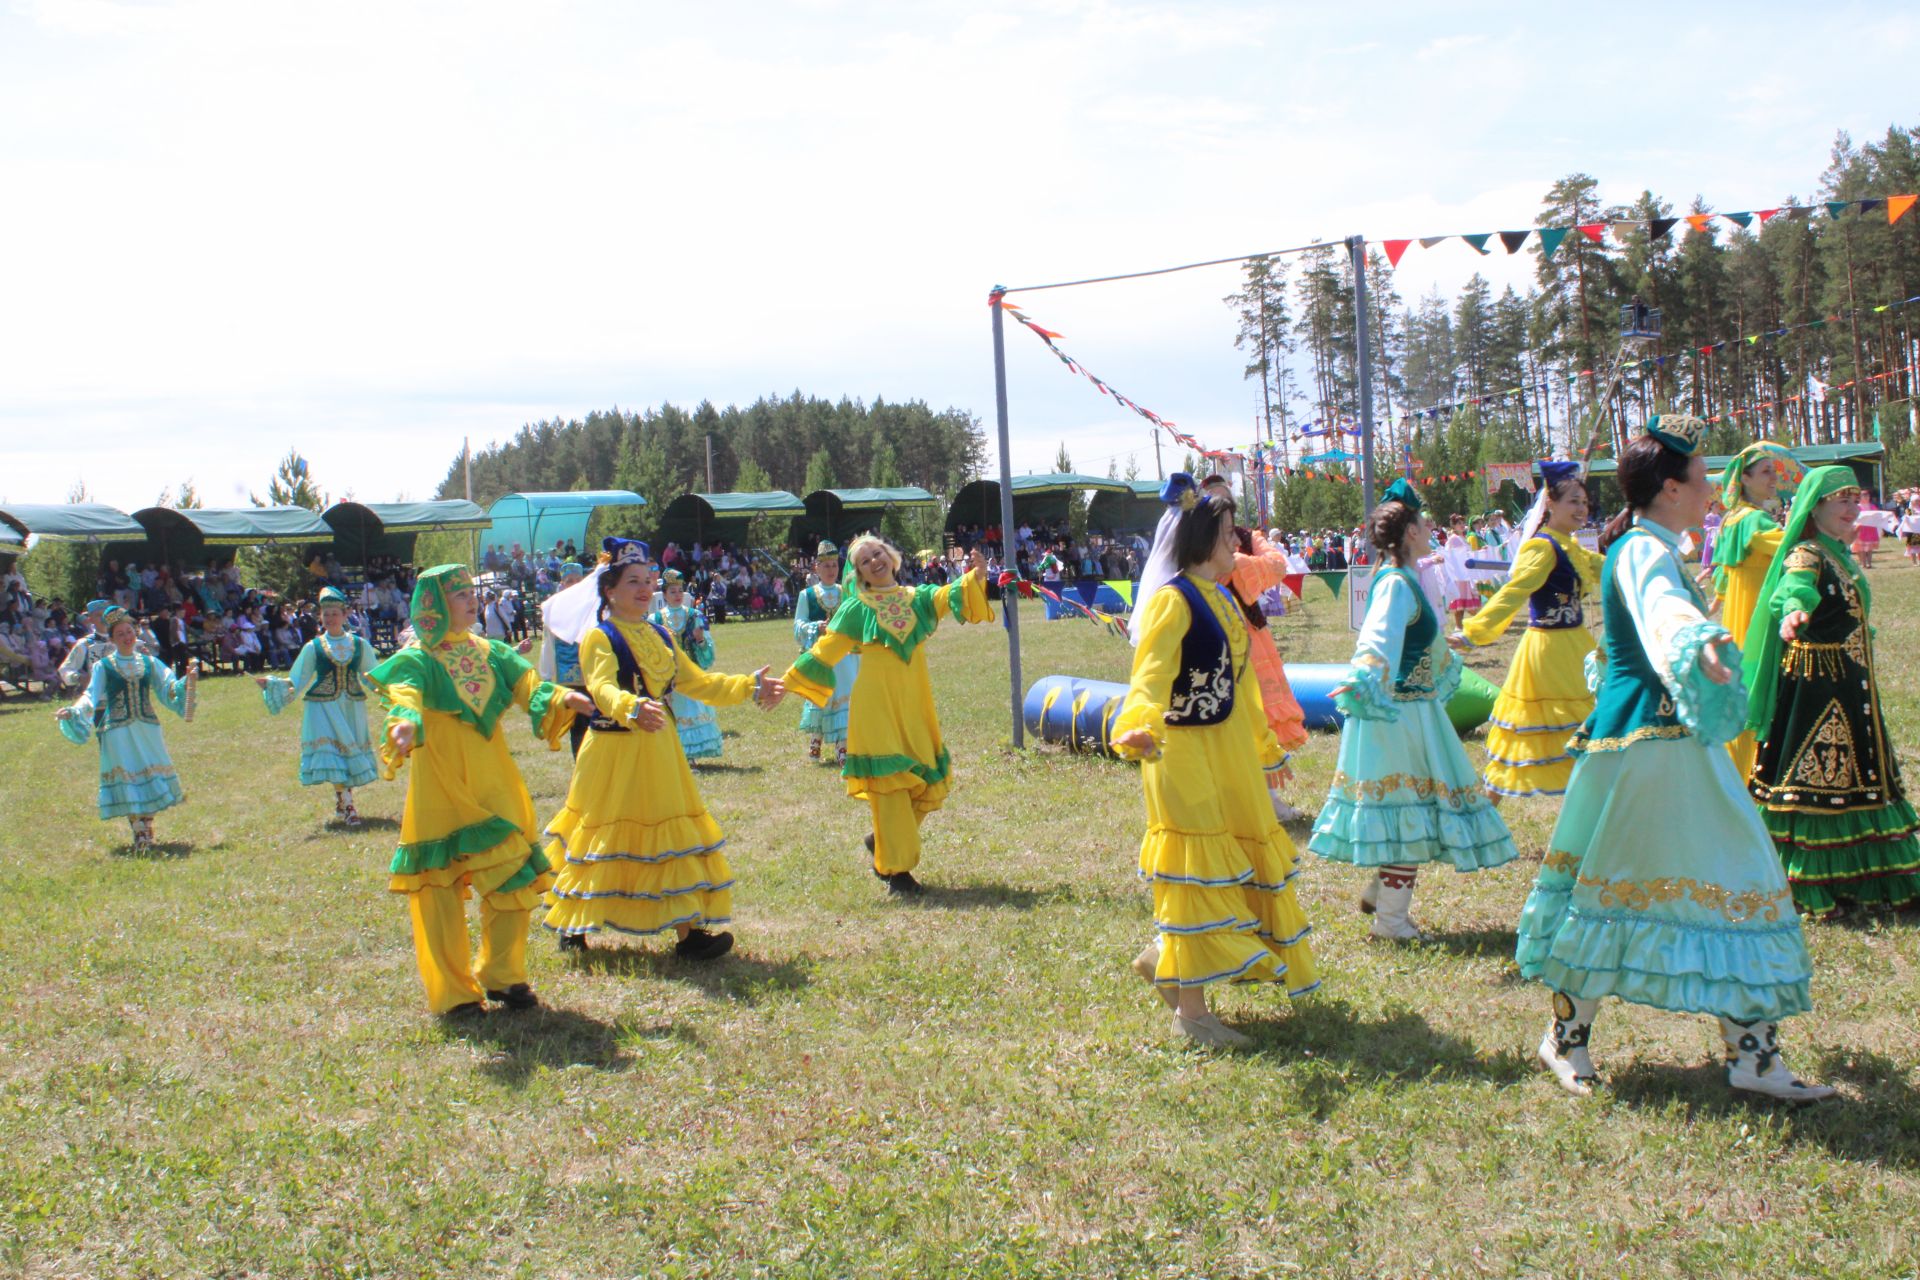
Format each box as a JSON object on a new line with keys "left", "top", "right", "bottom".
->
{"left": 1685, "top": 214, "right": 1714, "bottom": 235}
{"left": 1889, "top": 194, "right": 1918, "bottom": 226}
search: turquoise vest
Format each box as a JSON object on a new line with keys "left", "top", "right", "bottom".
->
{"left": 1570, "top": 527, "right": 1684, "bottom": 755}
{"left": 96, "top": 656, "right": 158, "bottom": 731}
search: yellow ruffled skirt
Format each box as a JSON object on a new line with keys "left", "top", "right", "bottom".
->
{"left": 1483, "top": 626, "right": 1596, "bottom": 799}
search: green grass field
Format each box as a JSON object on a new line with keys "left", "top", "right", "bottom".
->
{"left": 5, "top": 570, "right": 1919, "bottom": 1278}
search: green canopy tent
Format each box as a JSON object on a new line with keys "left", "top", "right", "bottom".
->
{"left": 322, "top": 500, "right": 491, "bottom": 566}
{"left": 944, "top": 473, "right": 1132, "bottom": 537}
{"left": 0, "top": 502, "right": 145, "bottom": 543}
{"left": 484, "top": 490, "right": 646, "bottom": 558}
{"left": 0, "top": 513, "right": 26, "bottom": 564}
{"left": 111, "top": 506, "right": 336, "bottom": 569}
{"left": 1086, "top": 479, "right": 1164, "bottom": 534}
{"left": 655, "top": 491, "right": 805, "bottom": 550}
{"left": 797, "top": 486, "right": 942, "bottom": 547}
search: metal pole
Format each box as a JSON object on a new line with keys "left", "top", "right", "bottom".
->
{"left": 1349, "top": 235, "right": 1377, "bottom": 510}
{"left": 989, "top": 287, "right": 1025, "bottom": 749}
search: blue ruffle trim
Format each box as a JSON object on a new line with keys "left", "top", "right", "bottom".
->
{"left": 547, "top": 876, "right": 737, "bottom": 903}
{"left": 1515, "top": 885, "right": 1812, "bottom": 1021}
{"left": 261, "top": 677, "right": 296, "bottom": 716}
{"left": 1331, "top": 660, "right": 1399, "bottom": 723}
{"left": 297, "top": 749, "right": 380, "bottom": 788}
{"left": 1667, "top": 621, "right": 1746, "bottom": 746}
{"left": 1308, "top": 792, "right": 1518, "bottom": 871}
{"left": 98, "top": 774, "right": 185, "bottom": 820}
{"left": 58, "top": 715, "right": 92, "bottom": 746}
{"left": 545, "top": 911, "right": 733, "bottom": 938}
{"left": 546, "top": 836, "right": 728, "bottom": 866}
{"left": 1150, "top": 947, "right": 1281, "bottom": 988}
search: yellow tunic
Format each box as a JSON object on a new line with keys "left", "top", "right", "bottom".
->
{"left": 784, "top": 570, "right": 993, "bottom": 812}
{"left": 542, "top": 619, "right": 754, "bottom": 937}
{"left": 1113, "top": 577, "right": 1318, "bottom": 994}
{"left": 1462, "top": 528, "right": 1601, "bottom": 798}
{"left": 370, "top": 635, "right": 575, "bottom": 911}
{"left": 1714, "top": 505, "right": 1784, "bottom": 778}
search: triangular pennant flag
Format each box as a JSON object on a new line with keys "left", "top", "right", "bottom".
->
{"left": 1577, "top": 223, "right": 1605, "bottom": 243}
{"left": 1859, "top": 198, "right": 1885, "bottom": 215}
{"left": 1419, "top": 235, "right": 1448, "bottom": 249}
{"left": 1755, "top": 208, "right": 1782, "bottom": 223}
{"left": 1888, "top": 194, "right": 1917, "bottom": 225}
{"left": 1537, "top": 227, "right": 1570, "bottom": 260}
{"left": 1685, "top": 214, "right": 1714, "bottom": 235}
{"left": 1498, "top": 230, "right": 1530, "bottom": 254}
{"left": 1648, "top": 217, "right": 1678, "bottom": 241}
{"left": 1722, "top": 211, "right": 1753, "bottom": 229}
{"left": 1383, "top": 239, "right": 1414, "bottom": 267}
{"left": 1826, "top": 201, "right": 1851, "bottom": 220}
{"left": 1460, "top": 233, "right": 1492, "bottom": 255}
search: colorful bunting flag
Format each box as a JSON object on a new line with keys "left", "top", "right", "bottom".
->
{"left": 1648, "top": 217, "right": 1678, "bottom": 241}
{"left": 1826, "top": 201, "right": 1851, "bottom": 220}
{"left": 1577, "top": 223, "right": 1606, "bottom": 243}
{"left": 1383, "top": 239, "right": 1413, "bottom": 267}
{"left": 1498, "top": 230, "right": 1530, "bottom": 254}
{"left": 1723, "top": 211, "right": 1753, "bottom": 229}
{"left": 1890, "top": 194, "right": 1917, "bottom": 225}
{"left": 1685, "top": 213, "right": 1715, "bottom": 235}
{"left": 1756, "top": 208, "right": 1781, "bottom": 223}
{"left": 1460, "top": 233, "right": 1492, "bottom": 255}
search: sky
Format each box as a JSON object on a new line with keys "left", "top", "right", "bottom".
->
{"left": 2, "top": 0, "right": 1916, "bottom": 513}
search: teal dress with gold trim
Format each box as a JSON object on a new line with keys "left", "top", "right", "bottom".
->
{"left": 262, "top": 632, "right": 380, "bottom": 787}
{"left": 58, "top": 652, "right": 192, "bottom": 819}
{"left": 1308, "top": 567, "right": 1517, "bottom": 869}
{"left": 1516, "top": 519, "right": 1813, "bottom": 1020}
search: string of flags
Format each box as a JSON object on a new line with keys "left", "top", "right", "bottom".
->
{"left": 1375, "top": 194, "right": 1919, "bottom": 268}
{"left": 993, "top": 289, "right": 1235, "bottom": 461}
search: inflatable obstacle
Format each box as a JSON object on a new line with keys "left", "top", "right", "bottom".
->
{"left": 1023, "top": 663, "right": 1499, "bottom": 757}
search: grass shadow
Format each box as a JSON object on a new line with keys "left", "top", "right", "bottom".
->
{"left": 439, "top": 1004, "right": 635, "bottom": 1087}
{"left": 1605, "top": 1050, "right": 1920, "bottom": 1167}
{"left": 570, "top": 944, "right": 815, "bottom": 1004}
{"left": 901, "top": 881, "right": 1055, "bottom": 911}
{"left": 1235, "top": 995, "right": 1532, "bottom": 1118}
{"left": 1417, "top": 924, "right": 1519, "bottom": 960}
{"left": 690, "top": 761, "right": 764, "bottom": 775}
{"left": 108, "top": 841, "right": 194, "bottom": 861}
{"left": 330, "top": 815, "right": 400, "bottom": 833}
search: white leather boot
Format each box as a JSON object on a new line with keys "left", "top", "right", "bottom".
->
{"left": 1720, "top": 1018, "right": 1836, "bottom": 1102}
{"left": 1538, "top": 992, "right": 1601, "bottom": 1096}
{"left": 1367, "top": 866, "right": 1423, "bottom": 940}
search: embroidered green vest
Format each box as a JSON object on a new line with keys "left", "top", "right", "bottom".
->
{"left": 1570, "top": 528, "right": 1684, "bottom": 754}
{"left": 97, "top": 656, "right": 158, "bottom": 731}
{"left": 1372, "top": 568, "right": 1440, "bottom": 699}
{"left": 303, "top": 635, "right": 368, "bottom": 703}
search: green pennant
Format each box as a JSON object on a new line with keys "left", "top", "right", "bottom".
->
{"left": 1826, "top": 201, "right": 1851, "bottom": 220}
{"left": 1313, "top": 571, "right": 1347, "bottom": 598}
{"left": 1722, "top": 211, "right": 1753, "bottom": 229}
{"left": 1537, "top": 227, "right": 1570, "bottom": 260}
{"left": 1460, "top": 233, "right": 1492, "bottom": 255}
{"left": 1104, "top": 579, "right": 1134, "bottom": 606}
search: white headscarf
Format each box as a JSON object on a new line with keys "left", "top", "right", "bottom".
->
{"left": 1128, "top": 474, "right": 1197, "bottom": 647}
{"left": 543, "top": 565, "right": 610, "bottom": 645}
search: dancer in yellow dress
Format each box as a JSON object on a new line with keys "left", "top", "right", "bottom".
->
{"left": 1113, "top": 478, "right": 1317, "bottom": 1047}
{"left": 542, "top": 538, "right": 785, "bottom": 957}
{"left": 365, "top": 565, "right": 593, "bottom": 1018}
{"left": 783, "top": 538, "right": 993, "bottom": 896}
{"left": 1455, "top": 461, "right": 1602, "bottom": 800}
{"left": 1710, "top": 441, "right": 1799, "bottom": 778}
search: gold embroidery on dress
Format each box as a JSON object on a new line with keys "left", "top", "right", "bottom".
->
{"left": 1570, "top": 723, "right": 1692, "bottom": 752}
{"left": 1785, "top": 543, "right": 1822, "bottom": 574}
{"left": 861, "top": 585, "right": 920, "bottom": 643}
{"left": 1542, "top": 849, "right": 1581, "bottom": 874}
{"left": 1574, "top": 872, "right": 1789, "bottom": 924}
{"left": 1782, "top": 699, "right": 1861, "bottom": 792}
{"left": 1331, "top": 770, "right": 1483, "bottom": 805}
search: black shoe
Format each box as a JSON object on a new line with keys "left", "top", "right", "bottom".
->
{"left": 442, "top": 1001, "right": 487, "bottom": 1022}
{"left": 674, "top": 929, "right": 736, "bottom": 962}
{"left": 485, "top": 983, "right": 540, "bottom": 1011}
{"left": 885, "top": 871, "right": 924, "bottom": 897}
{"left": 558, "top": 932, "right": 588, "bottom": 953}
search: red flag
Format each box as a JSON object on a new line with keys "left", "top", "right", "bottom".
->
{"left": 1577, "top": 223, "right": 1605, "bottom": 243}
{"left": 1383, "top": 239, "right": 1414, "bottom": 267}
{"left": 1755, "top": 208, "right": 1781, "bottom": 223}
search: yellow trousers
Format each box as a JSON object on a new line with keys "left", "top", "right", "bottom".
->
{"left": 869, "top": 791, "right": 928, "bottom": 876}
{"left": 1727, "top": 731, "right": 1758, "bottom": 784}
{"left": 406, "top": 886, "right": 531, "bottom": 1013}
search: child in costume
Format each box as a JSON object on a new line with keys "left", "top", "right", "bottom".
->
{"left": 1200, "top": 477, "right": 1312, "bottom": 822}
{"left": 1711, "top": 442, "right": 1798, "bottom": 778}
{"left": 1441, "top": 516, "right": 1481, "bottom": 628}
{"left": 1742, "top": 466, "right": 1920, "bottom": 916}
{"left": 258, "top": 587, "right": 378, "bottom": 826}
{"left": 1308, "top": 480, "right": 1518, "bottom": 940}
{"left": 541, "top": 539, "right": 784, "bottom": 956}
{"left": 650, "top": 569, "right": 721, "bottom": 762}
{"left": 536, "top": 560, "right": 592, "bottom": 756}
{"left": 792, "top": 540, "right": 857, "bottom": 766}
{"left": 1113, "top": 478, "right": 1318, "bottom": 1048}
{"left": 1518, "top": 417, "right": 1831, "bottom": 1102}
{"left": 783, "top": 537, "right": 994, "bottom": 896}
{"left": 55, "top": 606, "right": 196, "bottom": 852}
{"left": 1454, "top": 461, "right": 1602, "bottom": 800}
{"left": 57, "top": 598, "right": 151, "bottom": 690}
{"left": 364, "top": 566, "right": 593, "bottom": 1018}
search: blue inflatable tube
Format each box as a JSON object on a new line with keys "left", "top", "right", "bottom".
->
{"left": 1023, "top": 663, "right": 1498, "bottom": 756}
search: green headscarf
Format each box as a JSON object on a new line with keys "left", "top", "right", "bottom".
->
{"left": 409, "top": 564, "right": 474, "bottom": 648}
{"left": 1741, "top": 466, "right": 1866, "bottom": 733}
{"left": 1713, "top": 441, "right": 1801, "bottom": 595}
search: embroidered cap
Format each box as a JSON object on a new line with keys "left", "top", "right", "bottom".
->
{"left": 1645, "top": 412, "right": 1708, "bottom": 457}
{"left": 86, "top": 598, "right": 111, "bottom": 615}
{"left": 1160, "top": 473, "right": 1199, "bottom": 511}
{"left": 560, "top": 561, "right": 586, "bottom": 580}
{"left": 1380, "top": 477, "right": 1424, "bottom": 514}
{"left": 815, "top": 539, "right": 841, "bottom": 558}
{"left": 317, "top": 586, "right": 350, "bottom": 607}
{"left": 102, "top": 606, "right": 133, "bottom": 632}
{"left": 1538, "top": 459, "right": 1582, "bottom": 490}
{"left": 602, "top": 536, "right": 650, "bottom": 567}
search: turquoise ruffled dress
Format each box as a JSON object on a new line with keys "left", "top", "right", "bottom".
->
{"left": 793, "top": 581, "right": 857, "bottom": 745}
{"left": 1515, "top": 518, "right": 1813, "bottom": 1020}
{"left": 59, "top": 652, "right": 191, "bottom": 819}
{"left": 262, "top": 632, "right": 380, "bottom": 787}
{"left": 650, "top": 602, "right": 722, "bottom": 761}
{"left": 1308, "top": 567, "right": 1518, "bottom": 870}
